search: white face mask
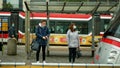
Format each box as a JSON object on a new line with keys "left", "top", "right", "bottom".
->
{"left": 73, "top": 25, "right": 76, "bottom": 29}
{"left": 39, "top": 23, "right": 41, "bottom": 26}
{"left": 12, "top": 24, "right": 14, "bottom": 27}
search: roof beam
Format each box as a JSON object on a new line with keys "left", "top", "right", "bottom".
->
{"left": 46, "top": 2, "right": 49, "bottom": 13}
{"left": 24, "top": 1, "right": 30, "bottom": 11}
{"left": 61, "top": 2, "right": 66, "bottom": 12}
{"left": 90, "top": 2, "right": 101, "bottom": 15}
{"left": 107, "top": 3, "right": 118, "bottom": 12}
{"left": 76, "top": 2, "right": 84, "bottom": 13}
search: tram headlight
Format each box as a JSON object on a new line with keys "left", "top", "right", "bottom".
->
{"left": 108, "top": 56, "right": 115, "bottom": 63}
{"left": 107, "top": 50, "right": 119, "bottom": 63}
{"left": 110, "top": 51, "right": 118, "bottom": 56}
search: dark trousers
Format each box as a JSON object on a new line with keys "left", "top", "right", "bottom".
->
{"left": 0, "top": 42, "right": 3, "bottom": 51}
{"left": 36, "top": 45, "right": 46, "bottom": 61}
{"left": 69, "top": 48, "right": 77, "bottom": 63}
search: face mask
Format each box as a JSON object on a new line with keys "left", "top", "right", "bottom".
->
{"left": 39, "top": 23, "right": 41, "bottom": 26}
{"left": 12, "top": 24, "right": 14, "bottom": 27}
{"left": 73, "top": 25, "right": 76, "bottom": 29}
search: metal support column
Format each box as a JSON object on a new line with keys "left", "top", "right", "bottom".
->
{"left": 91, "top": 2, "right": 101, "bottom": 57}
{"left": 91, "top": 15, "right": 95, "bottom": 57}
{"left": 46, "top": 2, "right": 49, "bottom": 28}
{"left": 25, "top": 11, "right": 30, "bottom": 59}
{"left": 46, "top": 1, "right": 50, "bottom": 56}
{"left": 24, "top": 1, "right": 31, "bottom": 60}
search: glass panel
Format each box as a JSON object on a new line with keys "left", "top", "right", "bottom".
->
{"left": 54, "top": 21, "right": 69, "bottom": 34}
{"left": 104, "top": 19, "right": 110, "bottom": 30}
{"left": 49, "top": 6, "right": 63, "bottom": 11}
{"left": 7, "top": 0, "right": 19, "bottom": 8}
{"left": 30, "top": 20, "right": 40, "bottom": 33}
{"left": 104, "top": 20, "right": 120, "bottom": 38}
{"left": 97, "top": 6, "right": 110, "bottom": 12}
{"left": 49, "top": 21, "right": 55, "bottom": 33}
{"left": 75, "top": 22, "right": 88, "bottom": 34}
{"left": 19, "top": 18, "right": 25, "bottom": 33}
{"left": 49, "top": 21, "right": 88, "bottom": 34}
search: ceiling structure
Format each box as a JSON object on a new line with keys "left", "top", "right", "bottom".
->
{"left": 24, "top": 1, "right": 118, "bottom": 14}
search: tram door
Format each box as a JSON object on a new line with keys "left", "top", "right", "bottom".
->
{"left": 10, "top": 12, "right": 19, "bottom": 40}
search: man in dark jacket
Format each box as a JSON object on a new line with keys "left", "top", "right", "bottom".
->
{"left": 35, "top": 20, "right": 50, "bottom": 63}
{"left": 8, "top": 23, "right": 16, "bottom": 38}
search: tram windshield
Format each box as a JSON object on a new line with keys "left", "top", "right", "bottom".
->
{"left": 104, "top": 4, "right": 120, "bottom": 39}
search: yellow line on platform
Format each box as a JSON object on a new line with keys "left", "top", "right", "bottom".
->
{"left": 87, "top": 66, "right": 99, "bottom": 68}
{"left": 31, "top": 66, "right": 42, "bottom": 68}
{"left": 0, "top": 66, "right": 15, "bottom": 68}
{"left": 16, "top": 66, "right": 31, "bottom": 68}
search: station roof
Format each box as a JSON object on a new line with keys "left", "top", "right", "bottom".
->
{"left": 24, "top": 1, "right": 118, "bottom": 14}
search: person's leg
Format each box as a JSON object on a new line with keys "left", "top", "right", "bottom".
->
{"left": 69, "top": 48, "right": 72, "bottom": 62}
{"left": 36, "top": 45, "right": 41, "bottom": 61}
{"left": 42, "top": 45, "right": 46, "bottom": 62}
{"left": 72, "top": 48, "right": 77, "bottom": 63}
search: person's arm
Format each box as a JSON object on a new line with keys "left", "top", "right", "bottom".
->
{"left": 8, "top": 27, "right": 14, "bottom": 37}
{"left": 46, "top": 27, "right": 50, "bottom": 37}
{"left": 43, "top": 27, "right": 50, "bottom": 39}
{"left": 35, "top": 26, "right": 43, "bottom": 38}
{"left": 77, "top": 31, "right": 80, "bottom": 47}
{"left": 66, "top": 30, "right": 70, "bottom": 45}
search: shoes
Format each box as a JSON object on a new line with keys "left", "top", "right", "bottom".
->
{"left": 36, "top": 61, "right": 46, "bottom": 63}
{"left": 36, "top": 61, "right": 40, "bottom": 63}
{"left": 69, "top": 60, "right": 74, "bottom": 63}
{"left": 43, "top": 61, "right": 46, "bottom": 64}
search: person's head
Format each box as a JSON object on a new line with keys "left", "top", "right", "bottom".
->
{"left": 69, "top": 23, "right": 76, "bottom": 32}
{"left": 40, "top": 20, "right": 46, "bottom": 27}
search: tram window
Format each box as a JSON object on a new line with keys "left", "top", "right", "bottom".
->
{"left": 104, "top": 20, "right": 120, "bottom": 38}
{"left": 50, "top": 26, "right": 55, "bottom": 33}
{"left": 56, "top": 26, "right": 64, "bottom": 33}
{"left": 30, "top": 20, "right": 40, "bottom": 33}
{"left": 49, "top": 21, "right": 69, "bottom": 34}
{"left": 50, "top": 21, "right": 88, "bottom": 34}
{"left": 114, "top": 25, "right": 120, "bottom": 38}
{"left": 19, "top": 18, "right": 25, "bottom": 33}
{"left": 56, "top": 22, "right": 69, "bottom": 34}
{"left": 104, "top": 19, "right": 110, "bottom": 30}
{"left": 75, "top": 22, "right": 88, "bottom": 34}
{"left": 49, "top": 21, "right": 55, "bottom": 33}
